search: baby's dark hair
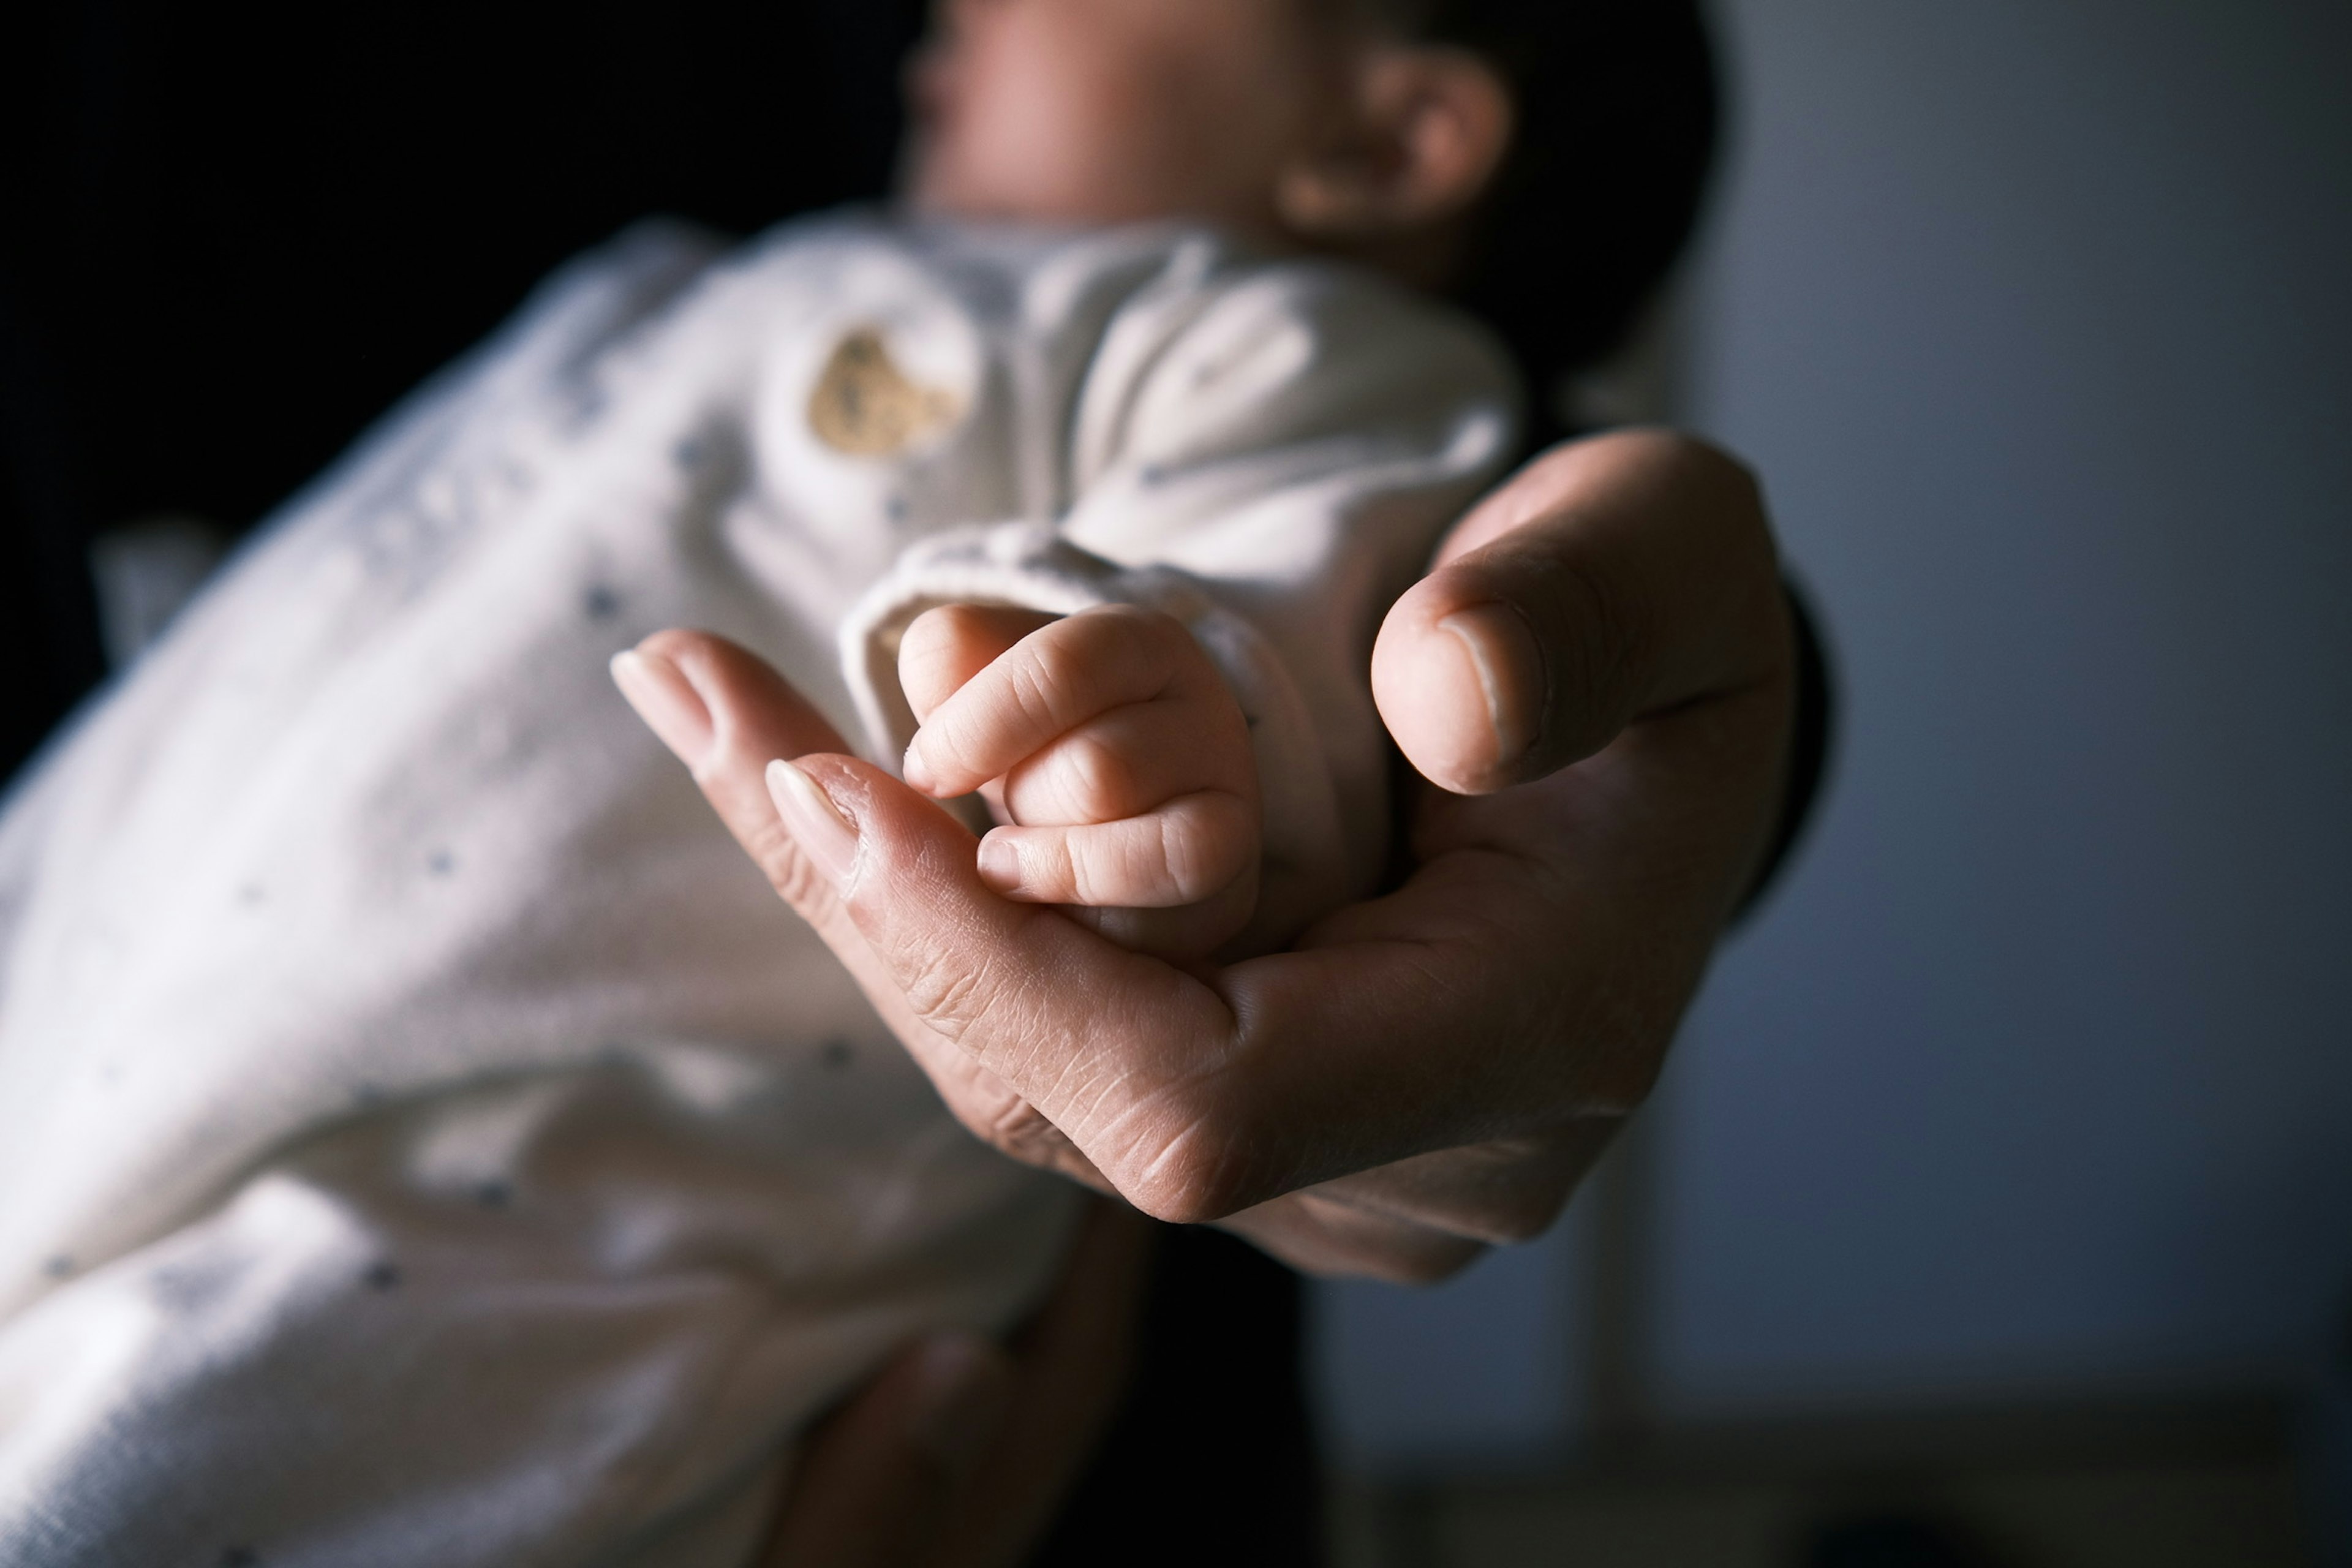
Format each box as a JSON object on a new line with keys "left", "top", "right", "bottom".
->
{"left": 1370, "top": 0, "right": 1721, "bottom": 426}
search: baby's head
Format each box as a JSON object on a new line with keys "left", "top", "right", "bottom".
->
{"left": 905, "top": 0, "right": 1717, "bottom": 409}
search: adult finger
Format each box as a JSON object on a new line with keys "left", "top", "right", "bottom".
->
{"left": 617, "top": 630, "right": 1121, "bottom": 1196}
{"left": 612, "top": 630, "right": 861, "bottom": 929}
{"left": 754, "top": 746, "right": 1242, "bottom": 1214}
{"left": 1371, "top": 428, "right": 1787, "bottom": 794}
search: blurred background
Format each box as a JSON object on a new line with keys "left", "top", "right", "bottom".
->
{"left": 1316, "top": 2, "right": 2352, "bottom": 1564}
{"left": 6, "top": 1, "right": 2349, "bottom": 1564}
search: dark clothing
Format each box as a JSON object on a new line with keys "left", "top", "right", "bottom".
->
{"left": 1036, "top": 1227, "right": 1326, "bottom": 1567}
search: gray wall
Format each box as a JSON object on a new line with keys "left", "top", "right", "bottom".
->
{"left": 1316, "top": 0, "right": 2352, "bottom": 1464}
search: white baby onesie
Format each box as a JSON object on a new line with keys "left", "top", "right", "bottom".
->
{"left": 0, "top": 211, "right": 1517, "bottom": 1566}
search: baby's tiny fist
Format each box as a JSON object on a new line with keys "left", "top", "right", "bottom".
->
{"left": 898, "top": 603, "right": 1260, "bottom": 960}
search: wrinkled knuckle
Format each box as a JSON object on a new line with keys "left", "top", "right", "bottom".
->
{"left": 900, "top": 949, "right": 990, "bottom": 1044}
{"left": 752, "top": 822, "right": 831, "bottom": 913}
{"left": 986, "top": 1098, "right": 1071, "bottom": 1165}
{"left": 1132, "top": 1165, "right": 1245, "bottom": 1227}
{"left": 1123, "top": 1108, "right": 1259, "bottom": 1224}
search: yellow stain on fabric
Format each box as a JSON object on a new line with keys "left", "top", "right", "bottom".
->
{"left": 807, "top": 329, "right": 963, "bottom": 458}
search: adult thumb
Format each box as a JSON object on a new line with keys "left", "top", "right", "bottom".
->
{"left": 1371, "top": 431, "right": 1783, "bottom": 794}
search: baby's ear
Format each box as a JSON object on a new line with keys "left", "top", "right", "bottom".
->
{"left": 1275, "top": 43, "right": 1514, "bottom": 246}
{"left": 897, "top": 603, "right": 1061, "bottom": 726}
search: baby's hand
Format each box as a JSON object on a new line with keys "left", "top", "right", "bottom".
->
{"left": 897, "top": 603, "right": 1260, "bottom": 962}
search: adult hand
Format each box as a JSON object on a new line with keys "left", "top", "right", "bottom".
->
{"left": 757, "top": 1197, "right": 1155, "bottom": 1568}
{"left": 614, "top": 428, "right": 1793, "bottom": 1281}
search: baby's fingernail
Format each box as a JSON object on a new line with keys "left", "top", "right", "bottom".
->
{"left": 1439, "top": 603, "right": 1541, "bottom": 766}
{"left": 611, "top": 648, "right": 715, "bottom": 770}
{"left": 766, "top": 758, "right": 860, "bottom": 884}
{"left": 976, "top": 831, "right": 1025, "bottom": 897}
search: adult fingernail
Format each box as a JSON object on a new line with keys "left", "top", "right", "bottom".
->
{"left": 611, "top": 648, "right": 715, "bottom": 770}
{"left": 975, "top": 830, "right": 1026, "bottom": 897}
{"left": 1439, "top": 603, "right": 1541, "bottom": 766}
{"left": 903, "top": 1333, "right": 1011, "bottom": 1472}
{"left": 766, "top": 758, "right": 860, "bottom": 884}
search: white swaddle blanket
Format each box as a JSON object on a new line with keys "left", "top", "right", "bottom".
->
{"left": 0, "top": 211, "right": 1515, "bottom": 1566}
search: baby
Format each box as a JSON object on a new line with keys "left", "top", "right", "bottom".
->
{"left": 0, "top": 1, "right": 1708, "bottom": 1563}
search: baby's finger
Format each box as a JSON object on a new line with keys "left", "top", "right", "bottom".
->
{"left": 898, "top": 604, "right": 1060, "bottom": 728}
{"left": 903, "top": 606, "right": 1209, "bottom": 798}
{"left": 976, "top": 792, "right": 1256, "bottom": 908}
{"left": 998, "top": 699, "right": 1253, "bottom": 828}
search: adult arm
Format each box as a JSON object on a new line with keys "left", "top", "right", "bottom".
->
{"left": 616, "top": 428, "right": 1795, "bottom": 1281}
